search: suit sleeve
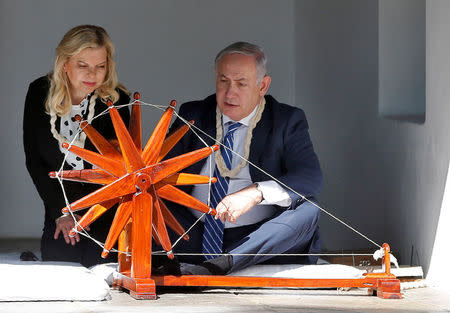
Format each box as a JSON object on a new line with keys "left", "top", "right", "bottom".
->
{"left": 280, "top": 109, "right": 323, "bottom": 209}
{"left": 23, "top": 81, "right": 65, "bottom": 221}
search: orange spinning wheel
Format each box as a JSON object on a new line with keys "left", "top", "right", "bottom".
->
{"left": 50, "top": 92, "right": 218, "bottom": 299}
{"left": 50, "top": 93, "right": 402, "bottom": 300}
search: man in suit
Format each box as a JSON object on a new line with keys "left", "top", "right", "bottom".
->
{"left": 165, "top": 42, "right": 322, "bottom": 275}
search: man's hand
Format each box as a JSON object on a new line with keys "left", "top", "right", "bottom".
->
{"left": 215, "top": 184, "right": 263, "bottom": 224}
{"left": 54, "top": 214, "right": 89, "bottom": 245}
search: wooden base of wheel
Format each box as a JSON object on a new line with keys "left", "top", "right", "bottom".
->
{"left": 113, "top": 271, "right": 156, "bottom": 300}
{"left": 112, "top": 273, "right": 401, "bottom": 300}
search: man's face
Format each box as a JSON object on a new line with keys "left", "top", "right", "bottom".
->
{"left": 215, "top": 53, "right": 270, "bottom": 121}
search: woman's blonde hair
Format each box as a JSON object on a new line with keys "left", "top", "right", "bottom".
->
{"left": 46, "top": 25, "right": 122, "bottom": 116}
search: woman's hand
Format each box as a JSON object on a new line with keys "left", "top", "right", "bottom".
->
{"left": 54, "top": 214, "right": 89, "bottom": 245}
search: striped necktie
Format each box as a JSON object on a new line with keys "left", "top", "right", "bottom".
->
{"left": 202, "top": 122, "right": 241, "bottom": 260}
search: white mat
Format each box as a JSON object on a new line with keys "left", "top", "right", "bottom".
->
{"left": 0, "top": 253, "right": 110, "bottom": 302}
{"left": 230, "top": 263, "right": 365, "bottom": 279}
{"left": 88, "top": 262, "right": 367, "bottom": 285}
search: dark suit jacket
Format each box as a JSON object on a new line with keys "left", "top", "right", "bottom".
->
{"left": 168, "top": 94, "right": 322, "bottom": 209}
{"left": 23, "top": 76, "right": 130, "bottom": 234}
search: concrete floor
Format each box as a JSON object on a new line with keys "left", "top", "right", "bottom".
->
{"left": 0, "top": 284, "right": 450, "bottom": 313}
{"left": 0, "top": 283, "right": 449, "bottom": 312}
{"left": 1, "top": 239, "right": 449, "bottom": 313}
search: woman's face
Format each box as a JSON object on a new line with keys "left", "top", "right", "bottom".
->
{"left": 64, "top": 46, "right": 108, "bottom": 104}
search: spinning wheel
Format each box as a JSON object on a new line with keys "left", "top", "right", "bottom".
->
{"left": 50, "top": 93, "right": 218, "bottom": 298}
{"left": 50, "top": 93, "right": 402, "bottom": 300}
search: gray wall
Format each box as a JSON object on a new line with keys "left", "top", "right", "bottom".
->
{"left": 0, "top": 0, "right": 294, "bottom": 237}
{"left": 295, "top": 0, "right": 382, "bottom": 251}
{"left": 295, "top": 0, "right": 449, "bottom": 274}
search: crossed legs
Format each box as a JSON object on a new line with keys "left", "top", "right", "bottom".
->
{"left": 168, "top": 200, "right": 321, "bottom": 273}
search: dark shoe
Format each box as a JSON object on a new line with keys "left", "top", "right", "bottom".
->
{"left": 152, "top": 255, "right": 181, "bottom": 276}
{"left": 20, "top": 250, "right": 38, "bottom": 261}
{"left": 180, "top": 255, "right": 233, "bottom": 275}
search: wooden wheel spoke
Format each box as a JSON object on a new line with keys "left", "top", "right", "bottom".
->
{"left": 69, "top": 198, "right": 120, "bottom": 236}
{"left": 143, "top": 145, "right": 219, "bottom": 184}
{"left": 118, "top": 220, "right": 132, "bottom": 273}
{"left": 129, "top": 94, "right": 142, "bottom": 151}
{"left": 62, "top": 174, "right": 136, "bottom": 213}
{"left": 142, "top": 101, "right": 176, "bottom": 165}
{"left": 107, "top": 101, "right": 145, "bottom": 173}
{"left": 156, "top": 184, "right": 216, "bottom": 215}
{"left": 102, "top": 196, "right": 133, "bottom": 258}
{"left": 152, "top": 230, "right": 162, "bottom": 247}
{"left": 76, "top": 116, "right": 122, "bottom": 159}
{"left": 160, "top": 173, "right": 216, "bottom": 186}
{"left": 49, "top": 169, "right": 115, "bottom": 185}
{"left": 157, "top": 121, "right": 193, "bottom": 163}
{"left": 149, "top": 190, "right": 173, "bottom": 258}
{"left": 158, "top": 197, "right": 189, "bottom": 241}
{"left": 62, "top": 142, "right": 126, "bottom": 178}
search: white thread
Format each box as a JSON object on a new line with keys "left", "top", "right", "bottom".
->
{"left": 171, "top": 212, "right": 207, "bottom": 248}
{"left": 171, "top": 107, "right": 382, "bottom": 249}
{"left": 152, "top": 252, "right": 375, "bottom": 257}
{"left": 58, "top": 98, "right": 383, "bottom": 257}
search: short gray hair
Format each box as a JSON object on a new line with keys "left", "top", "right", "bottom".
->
{"left": 215, "top": 41, "right": 268, "bottom": 83}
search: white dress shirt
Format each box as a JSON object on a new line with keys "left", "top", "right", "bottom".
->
{"left": 190, "top": 105, "right": 292, "bottom": 228}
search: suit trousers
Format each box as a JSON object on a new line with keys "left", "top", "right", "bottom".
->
{"left": 167, "top": 200, "right": 321, "bottom": 272}
{"left": 41, "top": 224, "right": 117, "bottom": 267}
{"left": 41, "top": 209, "right": 118, "bottom": 268}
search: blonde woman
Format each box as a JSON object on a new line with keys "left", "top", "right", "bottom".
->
{"left": 23, "top": 25, "right": 130, "bottom": 267}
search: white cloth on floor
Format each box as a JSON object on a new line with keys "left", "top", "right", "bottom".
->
{"left": 89, "top": 262, "right": 118, "bottom": 286}
{"left": 230, "top": 264, "right": 365, "bottom": 279}
{"left": 0, "top": 253, "right": 110, "bottom": 302}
